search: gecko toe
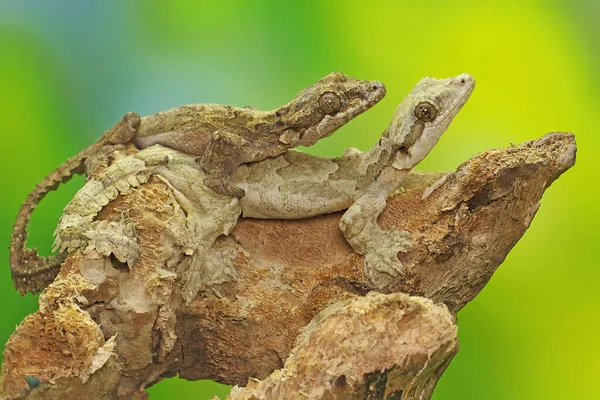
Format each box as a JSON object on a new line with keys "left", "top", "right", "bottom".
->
{"left": 204, "top": 177, "right": 245, "bottom": 198}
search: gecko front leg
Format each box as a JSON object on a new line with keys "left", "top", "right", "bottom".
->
{"left": 199, "top": 130, "right": 247, "bottom": 198}
{"left": 339, "top": 166, "right": 411, "bottom": 287}
{"left": 338, "top": 74, "right": 476, "bottom": 287}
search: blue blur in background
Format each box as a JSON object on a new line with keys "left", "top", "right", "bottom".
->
{"left": 0, "top": 1, "right": 598, "bottom": 398}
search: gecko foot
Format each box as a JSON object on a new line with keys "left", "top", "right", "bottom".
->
{"left": 362, "top": 229, "right": 411, "bottom": 286}
{"left": 203, "top": 176, "right": 246, "bottom": 198}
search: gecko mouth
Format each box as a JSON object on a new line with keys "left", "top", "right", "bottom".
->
{"left": 356, "top": 80, "right": 387, "bottom": 108}
{"left": 344, "top": 80, "right": 386, "bottom": 113}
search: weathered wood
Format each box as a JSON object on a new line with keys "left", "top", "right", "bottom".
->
{"left": 0, "top": 132, "right": 575, "bottom": 399}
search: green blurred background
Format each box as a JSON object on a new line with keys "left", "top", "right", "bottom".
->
{"left": 0, "top": 0, "right": 597, "bottom": 398}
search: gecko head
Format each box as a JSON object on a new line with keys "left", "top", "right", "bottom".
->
{"left": 390, "top": 73, "right": 475, "bottom": 170}
{"left": 276, "top": 72, "right": 386, "bottom": 147}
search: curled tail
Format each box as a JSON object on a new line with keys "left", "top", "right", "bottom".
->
{"left": 10, "top": 112, "right": 141, "bottom": 294}
{"left": 10, "top": 154, "right": 89, "bottom": 293}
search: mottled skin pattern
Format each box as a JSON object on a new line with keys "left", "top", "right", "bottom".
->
{"left": 10, "top": 72, "right": 385, "bottom": 293}
{"left": 237, "top": 74, "right": 475, "bottom": 286}
{"left": 134, "top": 72, "right": 386, "bottom": 197}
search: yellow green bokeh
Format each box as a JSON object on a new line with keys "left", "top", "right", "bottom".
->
{"left": 0, "top": 1, "right": 597, "bottom": 398}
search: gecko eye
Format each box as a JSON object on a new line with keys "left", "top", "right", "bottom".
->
{"left": 318, "top": 92, "right": 342, "bottom": 115}
{"left": 414, "top": 101, "right": 438, "bottom": 123}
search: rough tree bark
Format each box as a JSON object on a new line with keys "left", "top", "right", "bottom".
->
{"left": 0, "top": 132, "right": 575, "bottom": 399}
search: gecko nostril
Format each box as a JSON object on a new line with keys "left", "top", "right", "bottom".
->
{"left": 460, "top": 78, "right": 466, "bottom": 84}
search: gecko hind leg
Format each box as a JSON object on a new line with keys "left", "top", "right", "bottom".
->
{"left": 103, "top": 112, "right": 141, "bottom": 145}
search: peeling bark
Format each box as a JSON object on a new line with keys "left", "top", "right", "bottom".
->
{"left": 0, "top": 132, "right": 575, "bottom": 399}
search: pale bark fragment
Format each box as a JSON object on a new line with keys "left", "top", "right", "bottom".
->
{"left": 228, "top": 292, "right": 458, "bottom": 400}
{"left": 0, "top": 132, "right": 576, "bottom": 399}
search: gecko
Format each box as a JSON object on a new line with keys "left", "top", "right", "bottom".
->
{"left": 234, "top": 73, "right": 475, "bottom": 286}
{"left": 10, "top": 72, "right": 385, "bottom": 292}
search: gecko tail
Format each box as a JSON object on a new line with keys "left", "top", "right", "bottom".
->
{"left": 9, "top": 154, "right": 87, "bottom": 294}
{"left": 9, "top": 112, "right": 141, "bottom": 294}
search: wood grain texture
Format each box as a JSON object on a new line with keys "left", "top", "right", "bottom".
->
{"left": 0, "top": 132, "right": 575, "bottom": 399}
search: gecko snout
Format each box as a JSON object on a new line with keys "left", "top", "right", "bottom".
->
{"left": 455, "top": 73, "right": 476, "bottom": 89}
{"left": 365, "top": 80, "right": 386, "bottom": 102}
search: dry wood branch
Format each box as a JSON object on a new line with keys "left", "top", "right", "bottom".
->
{"left": 0, "top": 132, "right": 575, "bottom": 399}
